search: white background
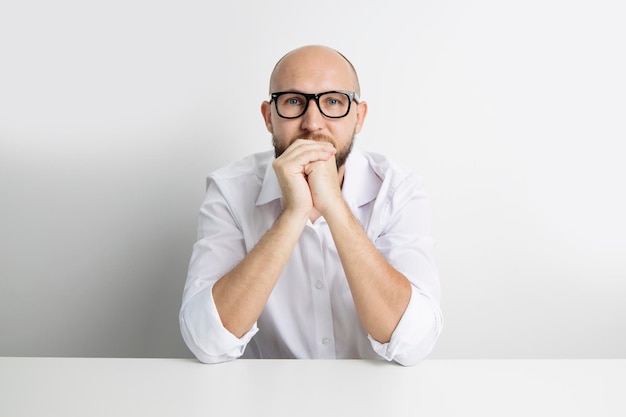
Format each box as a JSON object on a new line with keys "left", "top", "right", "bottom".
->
{"left": 1, "top": 0, "right": 624, "bottom": 359}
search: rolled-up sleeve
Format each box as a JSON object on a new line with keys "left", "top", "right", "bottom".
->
{"left": 180, "top": 282, "right": 258, "bottom": 363}
{"left": 366, "top": 170, "right": 443, "bottom": 366}
{"left": 368, "top": 286, "right": 443, "bottom": 366}
{"left": 179, "top": 177, "right": 257, "bottom": 363}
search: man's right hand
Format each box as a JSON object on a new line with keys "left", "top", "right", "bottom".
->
{"left": 272, "top": 139, "right": 337, "bottom": 218}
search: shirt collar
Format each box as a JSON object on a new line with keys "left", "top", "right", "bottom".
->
{"left": 256, "top": 159, "right": 281, "bottom": 206}
{"left": 255, "top": 149, "right": 381, "bottom": 208}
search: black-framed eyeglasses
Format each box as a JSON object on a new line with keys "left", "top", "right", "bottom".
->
{"left": 270, "top": 90, "right": 360, "bottom": 119}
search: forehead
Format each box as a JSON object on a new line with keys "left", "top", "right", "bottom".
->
{"left": 270, "top": 48, "right": 357, "bottom": 93}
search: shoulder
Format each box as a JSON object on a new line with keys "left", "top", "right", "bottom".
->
{"left": 203, "top": 151, "right": 275, "bottom": 205}
{"left": 358, "top": 150, "right": 424, "bottom": 189}
{"left": 201, "top": 151, "right": 275, "bottom": 218}
{"left": 208, "top": 150, "right": 274, "bottom": 182}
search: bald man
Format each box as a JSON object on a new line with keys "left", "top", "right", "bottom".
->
{"left": 180, "top": 46, "right": 442, "bottom": 366}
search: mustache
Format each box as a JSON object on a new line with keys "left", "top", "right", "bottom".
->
{"left": 295, "top": 133, "right": 336, "bottom": 147}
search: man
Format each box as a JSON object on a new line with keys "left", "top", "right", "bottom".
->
{"left": 180, "top": 45, "right": 442, "bottom": 366}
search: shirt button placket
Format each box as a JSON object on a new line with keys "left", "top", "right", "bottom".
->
{"left": 305, "top": 225, "right": 335, "bottom": 358}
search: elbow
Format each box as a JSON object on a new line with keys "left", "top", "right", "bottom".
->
{"left": 179, "top": 301, "right": 255, "bottom": 364}
{"left": 179, "top": 317, "right": 239, "bottom": 364}
{"left": 380, "top": 291, "right": 443, "bottom": 366}
{"left": 397, "top": 307, "right": 444, "bottom": 366}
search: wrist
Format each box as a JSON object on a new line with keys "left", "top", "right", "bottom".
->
{"left": 279, "top": 205, "right": 311, "bottom": 226}
{"left": 318, "top": 198, "right": 351, "bottom": 224}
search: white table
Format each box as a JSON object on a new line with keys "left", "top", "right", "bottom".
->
{"left": 1, "top": 357, "right": 624, "bottom": 416}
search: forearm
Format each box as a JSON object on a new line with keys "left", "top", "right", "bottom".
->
{"left": 212, "top": 209, "right": 308, "bottom": 338}
{"left": 324, "top": 202, "right": 412, "bottom": 343}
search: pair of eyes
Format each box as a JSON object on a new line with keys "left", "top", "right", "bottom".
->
{"left": 279, "top": 94, "right": 348, "bottom": 107}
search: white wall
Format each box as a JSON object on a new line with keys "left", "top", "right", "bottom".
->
{"left": 1, "top": 0, "right": 624, "bottom": 359}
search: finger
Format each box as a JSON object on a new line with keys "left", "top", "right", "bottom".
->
{"left": 304, "top": 155, "right": 337, "bottom": 176}
{"left": 282, "top": 139, "right": 336, "bottom": 156}
{"left": 278, "top": 141, "right": 337, "bottom": 166}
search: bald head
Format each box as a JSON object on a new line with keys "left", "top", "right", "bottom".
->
{"left": 269, "top": 45, "right": 361, "bottom": 95}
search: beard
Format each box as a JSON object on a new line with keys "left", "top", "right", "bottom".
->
{"left": 273, "top": 132, "right": 355, "bottom": 169}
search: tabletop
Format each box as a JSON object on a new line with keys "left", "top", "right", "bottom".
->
{"left": 1, "top": 357, "right": 624, "bottom": 416}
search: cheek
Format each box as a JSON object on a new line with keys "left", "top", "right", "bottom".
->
{"left": 331, "top": 121, "right": 358, "bottom": 141}
{"left": 272, "top": 120, "right": 301, "bottom": 139}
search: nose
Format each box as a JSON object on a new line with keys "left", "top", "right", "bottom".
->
{"left": 300, "top": 99, "right": 325, "bottom": 132}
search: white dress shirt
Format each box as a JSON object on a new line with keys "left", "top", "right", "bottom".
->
{"left": 179, "top": 149, "right": 443, "bottom": 366}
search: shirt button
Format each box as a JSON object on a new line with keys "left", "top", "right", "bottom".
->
{"left": 322, "top": 337, "right": 330, "bottom": 345}
{"left": 315, "top": 280, "right": 324, "bottom": 289}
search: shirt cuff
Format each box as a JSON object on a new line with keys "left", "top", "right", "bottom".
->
{"left": 180, "top": 282, "right": 258, "bottom": 363}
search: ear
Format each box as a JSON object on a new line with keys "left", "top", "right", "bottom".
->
{"left": 353, "top": 101, "right": 368, "bottom": 135}
{"left": 261, "top": 101, "right": 273, "bottom": 133}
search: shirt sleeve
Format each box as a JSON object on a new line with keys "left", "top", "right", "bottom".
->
{"left": 368, "top": 286, "right": 443, "bottom": 366}
{"left": 366, "top": 171, "right": 444, "bottom": 366}
{"left": 179, "top": 177, "right": 258, "bottom": 364}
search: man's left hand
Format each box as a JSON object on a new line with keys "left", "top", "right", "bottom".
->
{"left": 304, "top": 155, "right": 344, "bottom": 216}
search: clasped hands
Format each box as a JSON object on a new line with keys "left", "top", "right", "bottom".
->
{"left": 272, "top": 139, "right": 344, "bottom": 219}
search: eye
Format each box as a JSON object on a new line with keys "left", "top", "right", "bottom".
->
{"left": 323, "top": 94, "right": 346, "bottom": 107}
{"left": 281, "top": 94, "right": 305, "bottom": 106}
